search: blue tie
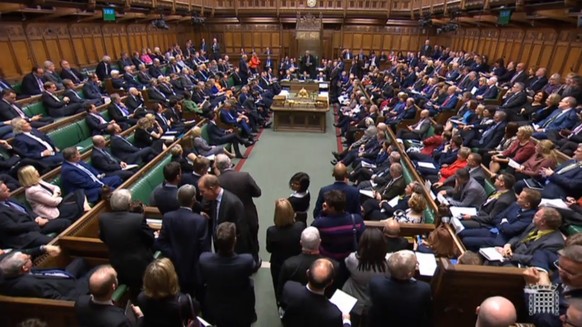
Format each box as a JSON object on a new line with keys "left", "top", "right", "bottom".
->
{"left": 4, "top": 201, "right": 26, "bottom": 214}
{"left": 117, "top": 104, "right": 129, "bottom": 116}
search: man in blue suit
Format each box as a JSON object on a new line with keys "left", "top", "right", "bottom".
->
{"left": 469, "top": 110, "right": 507, "bottom": 150}
{"left": 155, "top": 184, "right": 209, "bottom": 296}
{"left": 61, "top": 147, "right": 122, "bottom": 203}
{"left": 313, "top": 163, "right": 360, "bottom": 218}
{"left": 476, "top": 77, "right": 499, "bottom": 101}
{"left": 538, "top": 143, "right": 582, "bottom": 199}
{"left": 459, "top": 188, "right": 540, "bottom": 252}
{"left": 533, "top": 96, "right": 578, "bottom": 139}
{"left": 12, "top": 118, "right": 63, "bottom": 170}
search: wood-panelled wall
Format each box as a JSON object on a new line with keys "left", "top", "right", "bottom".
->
{"left": 0, "top": 23, "right": 186, "bottom": 79}
{"left": 434, "top": 28, "right": 582, "bottom": 78}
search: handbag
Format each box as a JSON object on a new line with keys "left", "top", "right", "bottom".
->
{"left": 177, "top": 293, "right": 199, "bottom": 327}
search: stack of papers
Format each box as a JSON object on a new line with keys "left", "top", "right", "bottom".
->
{"left": 508, "top": 159, "right": 521, "bottom": 169}
{"left": 417, "top": 162, "right": 436, "bottom": 169}
{"left": 479, "top": 247, "right": 505, "bottom": 262}
{"left": 449, "top": 206, "right": 477, "bottom": 218}
{"left": 415, "top": 252, "right": 437, "bottom": 276}
{"left": 122, "top": 164, "right": 139, "bottom": 171}
{"left": 359, "top": 190, "right": 375, "bottom": 198}
{"left": 330, "top": 289, "right": 358, "bottom": 315}
{"left": 437, "top": 193, "right": 450, "bottom": 206}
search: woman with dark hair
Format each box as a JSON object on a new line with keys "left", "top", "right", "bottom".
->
{"left": 342, "top": 228, "right": 390, "bottom": 319}
{"left": 266, "top": 198, "right": 306, "bottom": 302}
{"left": 287, "top": 172, "right": 311, "bottom": 224}
{"left": 137, "top": 258, "right": 200, "bottom": 327}
{"left": 519, "top": 91, "right": 547, "bottom": 120}
{"left": 531, "top": 93, "right": 561, "bottom": 124}
{"left": 491, "top": 58, "right": 506, "bottom": 77}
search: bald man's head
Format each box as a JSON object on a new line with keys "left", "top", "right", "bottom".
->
{"left": 475, "top": 296, "right": 517, "bottom": 327}
{"left": 89, "top": 265, "right": 118, "bottom": 301}
{"left": 383, "top": 219, "right": 401, "bottom": 238}
{"left": 307, "top": 258, "right": 335, "bottom": 292}
{"left": 332, "top": 163, "right": 348, "bottom": 181}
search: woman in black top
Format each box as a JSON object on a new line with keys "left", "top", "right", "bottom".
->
{"left": 265, "top": 198, "right": 306, "bottom": 303}
{"left": 137, "top": 258, "right": 200, "bottom": 327}
{"left": 134, "top": 116, "right": 165, "bottom": 155}
{"left": 287, "top": 172, "right": 311, "bottom": 224}
{"left": 519, "top": 91, "right": 547, "bottom": 121}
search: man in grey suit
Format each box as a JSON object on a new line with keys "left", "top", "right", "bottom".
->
{"left": 198, "top": 174, "right": 253, "bottom": 259}
{"left": 215, "top": 154, "right": 262, "bottom": 269}
{"left": 499, "top": 207, "right": 564, "bottom": 267}
{"left": 434, "top": 152, "right": 487, "bottom": 190}
{"left": 396, "top": 109, "right": 431, "bottom": 140}
{"left": 438, "top": 168, "right": 487, "bottom": 208}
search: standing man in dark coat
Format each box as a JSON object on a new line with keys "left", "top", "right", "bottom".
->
{"left": 313, "top": 163, "right": 361, "bottom": 218}
{"left": 199, "top": 222, "right": 257, "bottom": 327}
{"left": 215, "top": 154, "right": 262, "bottom": 269}
{"left": 281, "top": 258, "right": 351, "bottom": 327}
{"left": 198, "top": 174, "right": 253, "bottom": 257}
{"left": 155, "top": 185, "right": 209, "bottom": 296}
{"left": 99, "top": 189, "right": 154, "bottom": 298}
{"left": 149, "top": 162, "right": 181, "bottom": 215}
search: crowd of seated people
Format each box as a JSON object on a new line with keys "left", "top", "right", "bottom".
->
{"left": 1, "top": 38, "right": 582, "bottom": 327}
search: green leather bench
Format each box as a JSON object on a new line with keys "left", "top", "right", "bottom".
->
{"left": 128, "top": 155, "right": 172, "bottom": 203}
{"left": 47, "top": 111, "right": 111, "bottom": 152}
{"left": 23, "top": 102, "right": 49, "bottom": 117}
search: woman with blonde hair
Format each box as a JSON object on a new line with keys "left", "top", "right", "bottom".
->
{"left": 18, "top": 165, "right": 90, "bottom": 222}
{"left": 135, "top": 116, "right": 165, "bottom": 154}
{"left": 489, "top": 125, "right": 536, "bottom": 174}
{"left": 190, "top": 126, "right": 234, "bottom": 158}
{"left": 137, "top": 258, "right": 199, "bottom": 327}
{"left": 396, "top": 192, "right": 426, "bottom": 224}
{"left": 265, "top": 198, "right": 305, "bottom": 301}
{"left": 512, "top": 139, "right": 557, "bottom": 181}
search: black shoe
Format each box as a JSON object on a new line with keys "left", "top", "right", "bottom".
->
{"left": 330, "top": 159, "right": 337, "bottom": 165}
{"left": 332, "top": 152, "right": 340, "bottom": 160}
{"left": 264, "top": 122, "right": 272, "bottom": 128}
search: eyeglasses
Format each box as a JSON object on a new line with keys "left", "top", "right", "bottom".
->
{"left": 553, "top": 260, "right": 582, "bottom": 279}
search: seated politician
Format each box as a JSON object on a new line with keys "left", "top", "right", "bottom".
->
{"left": 61, "top": 147, "right": 122, "bottom": 203}
{"left": 12, "top": 118, "right": 63, "bottom": 171}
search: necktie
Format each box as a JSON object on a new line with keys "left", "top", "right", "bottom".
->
{"left": 569, "top": 124, "right": 582, "bottom": 138}
{"left": 116, "top": 104, "right": 129, "bottom": 116}
{"left": 49, "top": 92, "right": 60, "bottom": 102}
{"left": 556, "top": 161, "right": 580, "bottom": 175}
{"left": 31, "top": 269, "right": 73, "bottom": 279}
{"left": 4, "top": 201, "right": 26, "bottom": 214}
{"left": 116, "top": 136, "right": 133, "bottom": 147}
{"left": 541, "top": 111, "right": 563, "bottom": 129}
{"left": 158, "top": 114, "right": 168, "bottom": 126}
{"left": 510, "top": 72, "right": 520, "bottom": 83}
{"left": 503, "top": 93, "right": 516, "bottom": 106}
{"left": 4, "top": 100, "right": 26, "bottom": 118}
{"left": 36, "top": 77, "right": 44, "bottom": 91}
{"left": 92, "top": 113, "right": 107, "bottom": 124}
{"left": 442, "top": 96, "right": 452, "bottom": 107}
{"left": 101, "top": 149, "right": 116, "bottom": 163}
{"left": 75, "top": 163, "right": 104, "bottom": 185}
{"left": 69, "top": 70, "right": 80, "bottom": 83}
{"left": 0, "top": 80, "right": 11, "bottom": 91}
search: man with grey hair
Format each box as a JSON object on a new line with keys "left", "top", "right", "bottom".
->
{"left": 276, "top": 227, "right": 339, "bottom": 303}
{"left": 155, "top": 184, "right": 209, "bottom": 295}
{"left": 96, "top": 55, "right": 112, "bottom": 81}
{"left": 98, "top": 189, "right": 154, "bottom": 297}
{"left": 474, "top": 296, "right": 516, "bottom": 327}
{"left": 369, "top": 250, "right": 432, "bottom": 327}
{"left": 108, "top": 93, "right": 138, "bottom": 128}
{"left": 91, "top": 135, "right": 134, "bottom": 181}
{"left": 216, "top": 153, "right": 262, "bottom": 270}
{"left": 43, "top": 60, "right": 64, "bottom": 90}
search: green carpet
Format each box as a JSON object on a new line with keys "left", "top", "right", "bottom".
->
{"left": 241, "top": 109, "right": 337, "bottom": 326}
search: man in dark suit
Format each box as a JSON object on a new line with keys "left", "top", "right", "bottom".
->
{"left": 82, "top": 74, "right": 105, "bottom": 106}
{"left": 0, "top": 181, "right": 70, "bottom": 249}
{"left": 75, "top": 265, "right": 144, "bottom": 326}
{"left": 199, "top": 222, "right": 256, "bottom": 327}
{"left": 420, "top": 39, "right": 433, "bottom": 57}
{"left": 59, "top": 60, "right": 86, "bottom": 85}
{"left": 459, "top": 173, "right": 518, "bottom": 229}
{"left": 125, "top": 88, "right": 145, "bottom": 113}
{"left": 396, "top": 109, "right": 431, "bottom": 140}
{"left": 277, "top": 227, "right": 340, "bottom": 303}
{"left": 150, "top": 162, "right": 181, "bottom": 215}
{"left": 313, "top": 163, "right": 361, "bottom": 218}
{"left": 43, "top": 61, "right": 64, "bottom": 90}
{"left": 99, "top": 189, "right": 154, "bottom": 297}
{"left": 499, "top": 82, "right": 528, "bottom": 121}
{"left": 147, "top": 79, "right": 170, "bottom": 105}
{"left": 95, "top": 56, "right": 112, "bottom": 81}
{"left": 538, "top": 143, "right": 582, "bottom": 199}
{"left": 85, "top": 103, "right": 114, "bottom": 136}
{"left": 148, "top": 59, "right": 164, "bottom": 79}
{"left": 281, "top": 258, "right": 351, "bottom": 327}
{"left": 300, "top": 50, "right": 316, "bottom": 79}
{"left": 207, "top": 112, "right": 252, "bottom": 159}
{"left": 155, "top": 185, "right": 209, "bottom": 296}
{"left": 21, "top": 66, "right": 47, "bottom": 97}
{"left": 108, "top": 93, "right": 137, "bottom": 129}
{"left": 215, "top": 154, "right": 262, "bottom": 269}
{"left": 108, "top": 123, "right": 156, "bottom": 164}
{"left": 0, "top": 251, "right": 90, "bottom": 300}
{"left": 499, "top": 207, "right": 565, "bottom": 267}
{"left": 61, "top": 147, "right": 122, "bottom": 203}
{"left": 41, "top": 81, "right": 84, "bottom": 118}
{"left": 198, "top": 174, "right": 253, "bottom": 256}
{"left": 63, "top": 79, "right": 96, "bottom": 107}
{"left": 476, "top": 77, "right": 499, "bottom": 101}
{"left": 369, "top": 250, "right": 432, "bottom": 327}
{"left": 91, "top": 135, "right": 134, "bottom": 181}
{"left": 470, "top": 110, "right": 508, "bottom": 150}
{"left": 12, "top": 118, "right": 63, "bottom": 170}
{"left": 211, "top": 38, "right": 221, "bottom": 61}
{"left": 362, "top": 163, "right": 406, "bottom": 221}
{"left": 459, "top": 188, "right": 539, "bottom": 251}
{"left": 0, "top": 90, "right": 53, "bottom": 128}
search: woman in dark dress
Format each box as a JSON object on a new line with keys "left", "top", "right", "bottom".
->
{"left": 265, "top": 198, "right": 306, "bottom": 303}
{"left": 137, "top": 258, "right": 200, "bottom": 327}
{"left": 287, "top": 172, "right": 311, "bottom": 224}
{"left": 134, "top": 116, "right": 165, "bottom": 155}
{"left": 519, "top": 91, "right": 547, "bottom": 121}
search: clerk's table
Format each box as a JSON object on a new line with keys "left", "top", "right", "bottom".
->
{"left": 271, "top": 89, "right": 329, "bottom": 133}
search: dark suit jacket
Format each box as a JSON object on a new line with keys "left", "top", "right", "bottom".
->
{"left": 281, "top": 281, "right": 346, "bottom": 327}
{"left": 99, "top": 211, "right": 154, "bottom": 288}
{"left": 95, "top": 61, "right": 112, "bottom": 81}
{"left": 542, "top": 160, "right": 582, "bottom": 199}
{"left": 211, "top": 189, "right": 253, "bottom": 254}
{"left": 0, "top": 99, "right": 28, "bottom": 121}
{"left": 313, "top": 181, "right": 361, "bottom": 218}
{"left": 218, "top": 170, "right": 261, "bottom": 231}
{"left": 480, "top": 121, "right": 507, "bottom": 150}
{"left": 61, "top": 161, "right": 112, "bottom": 203}
{"left": 82, "top": 82, "right": 103, "bottom": 101}
{"left": 206, "top": 122, "right": 228, "bottom": 145}
{"left": 369, "top": 276, "right": 432, "bottom": 327}
{"left": 64, "top": 89, "right": 84, "bottom": 105}
{"left": 481, "top": 85, "right": 499, "bottom": 100}
{"left": 75, "top": 294, "right": 137, "bottom": 327}
{"left": 41, "top": 91, "right": 65, "bottom": 112}
{"left": 0, "top": 200, "right": 47, "bottom": 249}
{"left": 380, "top": 175, "right": 406, "bottom": 201}
{"left": 447, "top": 177, "right": 487, "bottom": 207}
{"left": 91, "top": 148, "right": 122, "bottom": 173}
{"left": 110, "top": 135, "right": 140, "bottom": 163}
{"left": 125, "top": 95, "right": 144, "bottom": 113}
{"left": 0, "top": 273, "right": 87, "bottom": 301}
{"left": 85, "top": 113, "right": 109, "bottom": 135}
{"left": 60, "top": 68, "right": 85, "bottom": 84}
{"left": 500, "top": 91, "right": 527, "bottom": 112}
{"left": 277, "top": 253, "right": 340, "bottom": 301}
{"left": 199, "top": 252, "right": 256, "bottom": 325}
{"left": 21, "top": 73, "right": 46, "bottom": 96}
{"left": 149, "top": 183, "right": 180, "bottom": 215}
{"left": 155, "top": 208, "right": 209, "bottom": 292}
{"left": 507, "top": 224, "right": 565, "bottom": 266}
{"left": 471, "top": 190, "right": 516, "bottom": 226}
{"left": 13, "top": 130, "right": 57, "bottom": 160}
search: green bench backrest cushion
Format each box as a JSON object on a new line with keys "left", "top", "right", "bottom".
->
{"left": 484, "top": 180, "right": 495, "bottom": 197}
{"left": 201, "top": 124, "right": 210, "bottom": 143}
{"left": 24, "top": 102, "right": 48, "bottom": 117}
{"left": 48, "top": 124, "right": 82, "bottom": 149}
{"left": 129, "top": 155, "right": 172, "bottom": 203}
